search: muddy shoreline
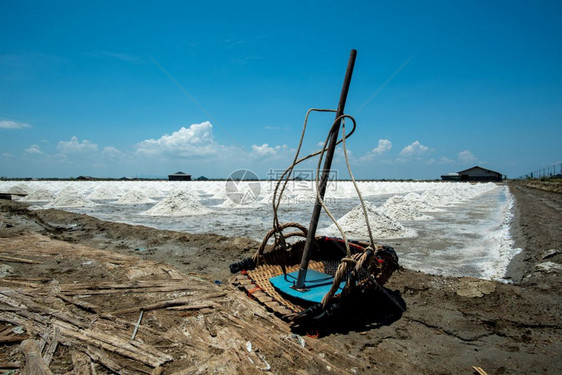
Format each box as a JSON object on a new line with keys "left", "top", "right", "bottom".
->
{"left": 1, "top": 181, "right": 561, "bottom": 374}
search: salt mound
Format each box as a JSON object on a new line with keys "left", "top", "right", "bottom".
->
{"left": 7, "top": 184, "right": 30, "bottom": 194}
{"left": 143, "top": 189, "right": 211, "bottom": 216}
{"left": 88, "top": 185, "right": 123, "bottom": 200}
{"left": 142, "top": 187, "right": 163, "bottom": 198}
{"left": 117, "top": 190, "right": 154, "bottom": 204}
{"left": 325, "top": 202, "right": 416, "bottom": 239}
{"left": 20, "top": 189, "right": 55, "bottom": 202}
{"left": 57, "top": 186, "right": 78, "bottom": 195}
{"left": 49, "top": 192, "right": 95, "bottom": 208}
{"left": 214, "top": 198, "right": 262, "bottom": 209}
{"left": 377, "top": 195, "right": 432, "bottom": 221}
{"left": 420, "top": 188, "right": 462, "bottom": 209}
{"left": 403, "top": 192, "right": 431, "bottom": 211}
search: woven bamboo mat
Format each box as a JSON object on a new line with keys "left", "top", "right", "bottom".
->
{"left": 231, "top": 260, "right": 330, "bottom": 318}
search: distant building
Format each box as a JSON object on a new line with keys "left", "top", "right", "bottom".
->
{"left": 168, "top": 171, "right": 192, "bottom": 181}
{"left": 442, "top": 166, "right": 502, "bottom": 182}
{"left": 440, "top": 172, "right": 460, "bottom": 181}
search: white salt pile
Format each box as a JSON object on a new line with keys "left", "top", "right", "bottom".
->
{"left": 324, "top": 202, "right": 416, "bottom": 239}
{"left": 20, "top": 189, "right": 55, "bottom": 202}
{"left": 88, "top": 185, "right": 123, "bottom": 200}
{"left": 377, "top": 195, "right": 432, "bottom": 221}
{"left": 403, "top": 192, "right": 433, "bottom": 212}
{"left": 143, "top": 189, "right": 211, "bottom": 216}
{"left": 57, "top": 186, "right": 79, "bottom": 195}
{"left": 419, "top": 183, "right": 499, "bottom": 209}
{"left": 7, "top": 184, "right": 30, "bottom": 194}
{"left": 214, "top": 197, "right": 262, "bottom": 209}
{"left": 48, "top": 191, "right": 95, "bottom": 208}
{"left": 116, "top": 190, "right": 154, "bottom": 204}
{"left": 142, "top": 187, "right": 163, "bottom": 198}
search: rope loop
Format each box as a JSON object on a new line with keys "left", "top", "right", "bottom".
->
{"left": 257, "top": 106, "right": 380, "bottom": 310}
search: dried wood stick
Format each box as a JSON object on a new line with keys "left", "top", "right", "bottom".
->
{"left": 42, "top": 326, "right": 59, "bottom": 366}
{"left": 131, "top": 310, "right": 144, "bottom": 340}
{"left": 110, "top": 297, "right": 194, "bottom": 315}
{"left": 108, "top": 293, "right": 228, "bottom": 315}
{"left": 0, "top": 292, "right": 27, "bottom": 309}
{"left": 0, "top": 279, "right": 43, "bottom": 288}
{"left": 0, "top": 362, "right": 20, "bottom": 369}
{"left": 98, "top": 313, "right": 170, "bottom": 338}
{"left": 1, "top": 290, "right": 86, "bottom": 328}
{"left": 85, "top": 345, "right": 147, "bottom": 375}
{"left": 61, "top": 288, "right": 201, "bottom": 296}
{"left": 55, "top": 321, "right": 173, "bottom": 368}
{"left": 56, "top": 293, "right": 98, "bottom": 313}
{"left": 166, "top": 302, "right": 218, "bottom": 311}
{"left": 0, "top": 254, "right": 42, "bottom": 264}
{"left": 59, "top": 280, "right": 206, "bottom": 291}
{"left": 0, "top": 332, "right": 28, "bottom": 343}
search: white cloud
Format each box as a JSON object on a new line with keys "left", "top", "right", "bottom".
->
{"left": 57, "top": 136, "right": 98, "bottom": 153}
{"left": 0, "top": 120, "right": 31, "bottom": 129}
{"left": 136, "top": 121, "right": 222, "bottom": 157}
{"left": 458, "top": 150, "right": 477, "bottom": 164}
{"left": 251, "top": 143, "right": 288, "bottom": 160}
{"left": 372, "top": 139, "right": 392, "bottom": 154}
{"left": 399, "top": 141, "right": 429, "bottom": 157}
{"left": 358, "top": 138, "right": 392, "bottom": 162}
{"left": 102, "top": 146, "right": 124, "bottom": 159}
{"left": 25, "top": 144, "right": 43, "bottom": 154}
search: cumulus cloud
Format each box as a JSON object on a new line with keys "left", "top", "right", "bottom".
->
{"left": 25, "top": 144, "right": 43, "bottom": 154}
{"left": 458, "top": 150, "right": 477, "bottom": 164}
{"left": 372, "top": 139, "right": 392, "bottom": 154}
{"left": 399, "top": 141, "right": 429, "bottom": 157}
{"left": 0, "top": 120, "right": 31, "bottom": 129}
{"left": 57, "top": 136, "right": 98, "bottom": 153}
{"left": 358, "top": 138, "right": 392, "bottom": 162}
{"left": 251, "top": 143, "right": 288, "bottom": 159}
{"left": 136, "top": 121, "right": 222, "bottom": 157}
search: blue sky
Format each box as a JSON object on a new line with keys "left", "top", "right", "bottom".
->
{"left": 1, "top": 1, "right": 561, "bottom": 179}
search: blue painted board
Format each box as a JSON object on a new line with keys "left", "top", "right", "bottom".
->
{"left": 269, "top": 269, "right": 345, "bottom": 304}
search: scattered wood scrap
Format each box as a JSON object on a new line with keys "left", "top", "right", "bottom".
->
{"left": 0, "top": 233, "right": 364, "bottom": 373}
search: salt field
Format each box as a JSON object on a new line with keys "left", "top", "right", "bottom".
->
{"left": 1, "top": 180, "right": 520, "bottom": 281}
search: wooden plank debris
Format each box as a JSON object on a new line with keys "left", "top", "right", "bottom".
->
{"left": 0, "top": 233, "right": 366, "bottom": 374}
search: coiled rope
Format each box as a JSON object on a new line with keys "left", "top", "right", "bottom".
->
{"left": 261, "top": 108, "right": 374, "bottom": 265}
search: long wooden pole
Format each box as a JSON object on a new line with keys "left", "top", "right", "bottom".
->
{"left": 295, "top": 49, "right": 357, "bottom": 290}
